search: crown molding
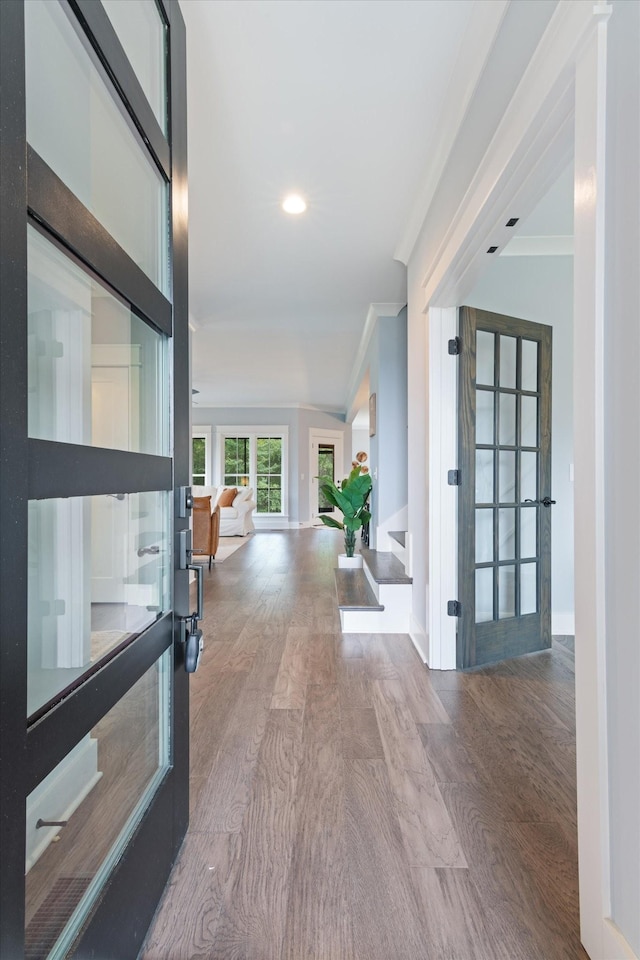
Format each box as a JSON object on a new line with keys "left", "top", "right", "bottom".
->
{"left": 190, "top": 400, "right": 346, "bottom": 417}
{"left": 344, "top": 302, "right": 405, "bottom": 416}
{"left": 422, "top": 0, "right": 605, "bottom": 306}
{"left": 394, "top": 0, "right": 510, "bottom": 266}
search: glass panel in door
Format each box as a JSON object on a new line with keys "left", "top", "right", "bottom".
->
{"left": 27, "top": 491, "right": 170, "bottom": 717}
{"left": 101, "top": 0, "right": 168, "bottom": 133}
{"left": 25, "top": 0, "right": 169, "bottom": 292}
{"left": 317, "top": 443, "right": 336, "bottom": 513}
{"left": 25, "top": 652, "right": 170, "bottom": 958}
{"left": 27, "top": 226, "right": 169, "bottom": 455}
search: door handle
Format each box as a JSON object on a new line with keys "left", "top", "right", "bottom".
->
{"left": 187, "top": 563, "right": 204, "bottom": 623}
{"left": 524, "top": 497, "right": 556, "bottom": 507}
{"left": 184, "top": 565, "right": 204, "bottom": 674}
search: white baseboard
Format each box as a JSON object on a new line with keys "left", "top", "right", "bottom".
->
{"left": 552, "top": 612, "right": 575, "bottom": 635}
{"left": 409, "top": 613, "right": 429, "bottom": 664}
{"left": 602, "top": 918, "right": 638, "bottom": 960}
{"left": 252, "top": 516, "right": 290, "bottom": 530}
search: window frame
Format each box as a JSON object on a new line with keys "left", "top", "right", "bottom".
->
{"left": 216, "top": 425, "right": 288, "bottom": 517}
{"left": 191, "top": 425, "right": 212, "bottom": 487}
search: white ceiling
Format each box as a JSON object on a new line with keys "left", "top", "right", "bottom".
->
{"left": 182, "top": 0, "right": 476, "bottom": 412}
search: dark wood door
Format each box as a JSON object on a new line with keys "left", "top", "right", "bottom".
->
{"left": 457, "top": 307, "right": 553, "bottom": 668}
{"left": 0, "top": 2, "right": 191, "bottom": 957}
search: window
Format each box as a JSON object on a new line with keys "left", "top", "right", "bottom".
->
{"left": 256, "top": 437, "right": 282, "bottom": 513}
{"left": 192, "top": 426, "right": 212, "bottom": 487}
{"left": 224, "top": 436, "right": 250, "bottom": 488}
{"left": 218, "top": 427, "right": 287, "bottom": 515}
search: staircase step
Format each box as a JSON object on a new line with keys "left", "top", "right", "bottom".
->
{"left": 334, "top": 569, "right": 384, "bottom": 611}
{"left": 360, "top": 547, "right": 412, "bottom": 584}
{"left": 388, "top": 530, "right": 406, "bottom": 547}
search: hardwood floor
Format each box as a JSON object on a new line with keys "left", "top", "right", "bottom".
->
{"left": 141, "top": 530, "right": 587, "bottom": 960}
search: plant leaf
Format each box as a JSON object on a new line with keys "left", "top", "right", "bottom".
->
{"left": 318, "top": 515, "right": 344, "bottom": 530}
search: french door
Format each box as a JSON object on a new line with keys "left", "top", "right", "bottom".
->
{"left": 0, "top": 2, "right": 191, "bottom": 957}
{"left": 310, "top": 431, "right": 344, "bottom": 522}
{"left": 457, "top": 307, "right": 553, "bottom": 668}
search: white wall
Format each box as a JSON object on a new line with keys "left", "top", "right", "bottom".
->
{"left": 466, "top": 254, "right": 575, "bottom": 631}
{"left": 351, "top": 428, "right": 370, "bottom": 463}
{"left": 603, "top": 0, "right": 640, "bottom": 950}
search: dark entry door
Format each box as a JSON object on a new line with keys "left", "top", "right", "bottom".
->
{"left": 457, "top": 307, "right": 553, "bottom": 668}
{"left": 0, "top": 2, "right": 192, "bottom": 957}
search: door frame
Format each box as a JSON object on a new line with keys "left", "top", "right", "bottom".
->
{"left": 309, "top": 428, "right": 345, "bottom": 524}
{"left": 0, "top": 2, "right": 190, "bottom": 956}
{"left": 417, "top": 4, "right": 618, "bottom": 957}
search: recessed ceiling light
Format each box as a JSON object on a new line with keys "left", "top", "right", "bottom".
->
{"left": 282, "top": 194, "right": 307, "bottom": 215}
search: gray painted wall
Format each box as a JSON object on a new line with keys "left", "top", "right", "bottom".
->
{"left": 467, "top": 255, "right": 575, "bottom": 628}
{"left": 376, "top": 310, "right": 409, "bottom": 541}
{"left": 345, "top": 309, "right": 408, "bottom": 548}
{"left": 192, "top": 406, "right": 349, "bottom": 525}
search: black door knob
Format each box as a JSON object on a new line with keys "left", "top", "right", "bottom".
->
{"left": 541, "top": 497, "right": 556, "bottom": 507}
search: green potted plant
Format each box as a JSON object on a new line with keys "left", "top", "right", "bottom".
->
{"left": 318, "top": 455, "right": 372, "bottom": 567}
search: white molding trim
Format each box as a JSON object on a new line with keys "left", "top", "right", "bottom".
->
{"left": 345, "top": 302, "right": 405, "bottom": 417}
{"left": 602, "top": 919, "right": 639, "bottom": 960}
{"left": 500, "top": 235, "right": 574, "bottom": 257}
{"left": 422, "top": 0, "right": 601, "bottom": 306}
{"left": 191, "top": 401, "right": 346, "bottom": 415}
{"left": 427, "top": 307, "right": 458, "bottom": 671}
{"left": 552, "top": 613, "right": 576, "bottom": 635}
{"left": 309, "top": 428, "right": 346, "bottom": 525}
{"left": 409, "top": 612, "right": 429, "bottom": 665}
{"left": 192, "top": 424, "right": 213, "bottom": 485}
{"left": 214, "top": 425, "right": 289, "bottom": 519}
{"left": 573, "top": 10, "right": 613, "bottom": 959}
{"left": 394, "top": 0, "right": 510, "bottom": 265}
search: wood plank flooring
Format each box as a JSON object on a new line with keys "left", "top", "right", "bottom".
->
{"left": 141, "top": 530, "right": 587, "bottom": 960}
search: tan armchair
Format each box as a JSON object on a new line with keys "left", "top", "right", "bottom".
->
{"left": 192, "top": 496, "right": 220, "bottom": 568}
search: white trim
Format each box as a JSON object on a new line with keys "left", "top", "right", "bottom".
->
{"left": 192, "top": 425, "right": 212, "bottom": 486}
{"left": 215, "top": 425, "right": 289, "bottom": 517}
{"left": 309, "top": 428, "right": 345, "bottom": 525}
{"left": 427, "top": 307, "right": 458, "bottom": 671}
{"left": 422, "top": 0, "right": 599, "bottom": 307}
{"left": 191, "top": 400, "right": 346, "bottom": 415}
{"left": 409, "top": 612, "right": 429, "bottom": 665}
{"left": 573, "top": 11, "right": 613, "bottom": 958}
{"left": 552, "top": 613, "right": 576, "bottom": 635}
{"left": 395, "top": 0, "right": 510, "bottom": 265}
{"left": 602, "top": 919, "right": 639, "bottom": 960}
{"left": 500, "top": 234, "right": 574, "bottom": 257}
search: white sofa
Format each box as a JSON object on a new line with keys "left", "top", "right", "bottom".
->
{"left": 192, "top": 485, "right": 256, "bottom": 537}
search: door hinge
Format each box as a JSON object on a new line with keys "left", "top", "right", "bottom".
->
{"left": 448, "top": 337, "right": 461, "bottom": 356}
{"left": 447, "top": 469, "right": 460, "bottom": 486}
{"left": 447, "top": 600, "right": 461, "bottom": 617}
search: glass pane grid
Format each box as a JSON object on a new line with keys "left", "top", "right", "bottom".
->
{"left": 474, "top": 331, "right": 542, "bottom": 624}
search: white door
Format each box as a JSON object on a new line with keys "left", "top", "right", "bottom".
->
{"left": 309, "top": 430, "right": 344, "bottom": 524}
